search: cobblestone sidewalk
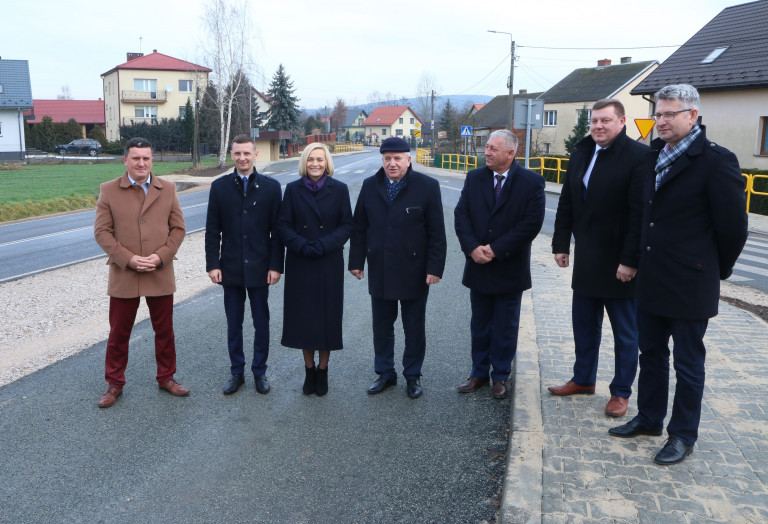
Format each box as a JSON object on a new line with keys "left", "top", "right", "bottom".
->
{"left": 501, "top": 235, "right": 768, "bottom": 524}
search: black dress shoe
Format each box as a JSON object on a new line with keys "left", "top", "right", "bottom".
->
{"left": 315, "top": 368, "right": 328, "bottom": 397}
{"left": 254, "top": 375, "right": 270, "bottom": 394}
{"left": 223, "top": 374, "right": 244, "bottom": 395}
{"left": 654, "top": 437, "right": 693, "bottom": 465}
{"left": 303, "top": 366, "right": 316, "bottom": 395}
{"left": 608, "top": 417, "right": 663, "bottom": 438}
{"left": 367, "top": 376, "right": 397, "bottom": 394}
{"left": 406, "top": 379, "right": 423, "bottom": 399}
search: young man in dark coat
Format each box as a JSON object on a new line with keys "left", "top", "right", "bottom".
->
{"left": 549, "top": 99, "right": 646, "bottom": 417}
{"left": 454, "top": 129, "right": 545, "bottom": 399}
{"left": 205, "top": 134, "right": 284, "bottom": 396}
{"left": 609, "top": 84, "right": 748, "bottom": 465}
{"left": 349, "top": 137, "right": 447, "bottom": 399}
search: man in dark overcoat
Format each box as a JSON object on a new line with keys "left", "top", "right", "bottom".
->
{"left": 609, "top": 84, "right": 748, "bottom": 465}
{"left": 549, "top": 99, "right": 646, "bottom": 418}
{"left": 205, "top": 134, "right": 284, "bottom": 395}
{"left": 349, "top": 137, "right": 447, "bottom": 399}
{"left": 454, "top": 129, "right": 545, "bottom": 399}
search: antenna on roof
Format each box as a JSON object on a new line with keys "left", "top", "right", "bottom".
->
{"left": 139, "top": 36, "right": 143, "bottom": 53}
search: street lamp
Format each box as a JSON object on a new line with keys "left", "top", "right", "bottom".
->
{"left": 488, "top": 30, "right": 515, "bottom": 131}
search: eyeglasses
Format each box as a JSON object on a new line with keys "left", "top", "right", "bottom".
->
{"left": 651, "top": 109, "right": 692, "bottom": 122}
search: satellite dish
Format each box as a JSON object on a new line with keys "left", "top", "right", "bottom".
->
{"left": 166, "top": 85, "right": 173, "bottom": 92}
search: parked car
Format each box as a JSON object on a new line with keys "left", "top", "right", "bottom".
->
{"left": 54, "top": 139, "right": 102, "bottom": 157}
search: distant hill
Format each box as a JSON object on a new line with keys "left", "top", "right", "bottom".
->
{"left": 302, "top": 94, "right": 495, "bottom": 120}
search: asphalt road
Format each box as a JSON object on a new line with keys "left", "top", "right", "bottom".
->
{"left": 0, "top": 201, "right": 509, "bottom": 523}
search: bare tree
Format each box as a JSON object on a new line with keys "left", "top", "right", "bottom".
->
{"left": 329, "top": 98, "right": 348, "bottom": 134}
{"left": 57, "top": 85, "right": 73, "bottom": 100}
{"left": 201, "top": 0, "right": 257, "bottom": 167}
{"left": 414, "top": 71, "right": 440, "bottom": 122}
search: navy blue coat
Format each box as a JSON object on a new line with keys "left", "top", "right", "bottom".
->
{"left": 552, "top": 127, "right": 647, "bottom": 298}
{"left": 454, "top": 163, "right": 545, "bottom": 295}
{"left": 205, "top": 169, "right": 284, "bottom": 288}
{"left": 348, "top": 166, "right": 447, "bottom": 301}
{"left": 637, "top": 126, "right": 747, "bottom": 320}
{"left": 278, "top": 177, "right": 353, "bottom": 351}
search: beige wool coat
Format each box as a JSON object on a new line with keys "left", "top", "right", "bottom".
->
{"left": 94, "top": 173, "right": 186, "bottom": 298}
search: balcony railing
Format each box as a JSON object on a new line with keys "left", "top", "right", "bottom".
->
{"left": 120, "top": 90, "right": 167, "bottom": 102}
{"left": 122, "top": 117, "right": 159, "bottom": 126}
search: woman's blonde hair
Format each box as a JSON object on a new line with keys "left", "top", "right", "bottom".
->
{"left": 298, "top": 142, "right": 334, "bottom": 177}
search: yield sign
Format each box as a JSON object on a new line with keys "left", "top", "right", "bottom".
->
{"left": 635, "top": 119, "right": 655, "bottom": 140}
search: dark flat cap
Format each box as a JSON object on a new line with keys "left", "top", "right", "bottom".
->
{"left": 380, "top": 137, "right": 410, "bottom": 153}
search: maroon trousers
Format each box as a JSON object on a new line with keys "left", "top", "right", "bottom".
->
{"left": 105, "top": 294, "right": 176, "bottom": 387}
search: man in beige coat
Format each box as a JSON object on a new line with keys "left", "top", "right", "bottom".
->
{"left": 94, "top": 137, "right": 188, "bottom": 407}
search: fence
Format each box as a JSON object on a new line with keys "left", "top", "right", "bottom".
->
{"left": 526, "top": 157, "right": 570, "bottom": 184}
{"left": 416, "top": 148, "right": 432, "bottom": 166}
{"left": 331, "top": 142, "right": 364, "bottom": 154}
{"left": 744, "top": 174, "right": 768, "bottom": 214}
{"left": 435, "top": 153, "right": 477, "bottom": 173}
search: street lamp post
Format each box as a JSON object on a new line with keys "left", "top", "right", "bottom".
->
{"left": 488, "top": 30, "right": 515, "bottom": 131}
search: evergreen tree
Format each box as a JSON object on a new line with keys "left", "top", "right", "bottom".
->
{"left": 36, "top": 116, "right": 57, "bottom": 152}
{"left": 181, "top": 98, "right": 195, "bottom": 151}
{"left": 564, "top": 104, "right": 590, "bottom": 154}
{"left": 266, "top": 64, "right": 301, "bottom": 136}
{"left": 439, "top": 99, "right": 461, "bottom": 153}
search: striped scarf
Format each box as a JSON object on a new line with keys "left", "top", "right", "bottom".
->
{"left": 655, "top": 123, "right": 701, "bottom": 191}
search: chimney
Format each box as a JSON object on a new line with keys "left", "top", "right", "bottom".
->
{"left": 518, "top": 89, "right": 527, "bottom": 95}
{"left": 620, "top": 56, "right": 631, "bottom": 64}
{"left": 597, "top": 58, "right": 612, "bottom": 66}
{"left": 127, "top": 52, "right": 143, "bottom": 61}
{"left": 153, "top": 49, "right": 157, "bottom": 53}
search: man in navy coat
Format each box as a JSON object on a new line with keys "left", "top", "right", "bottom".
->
{"left": 349, "top": 137, "right": 447, "bottom": 399}
{"left": 454, "top": 129, "right": 545, "bottom": 399}
{"left": 609, "top": 85, "right": 747, "bottom": 465}
{"left": 549, "top": 99, "right": 646, "bottom": 418}
{"left": 205, "top": 134, "right": 284, "bottom": 396}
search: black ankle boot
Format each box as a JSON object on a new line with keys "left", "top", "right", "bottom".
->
{"left": 316, "top": 367, "right": 328, "bottom": 396}
{"left": 303, "top": 366, "right": 316, "bottom": 395}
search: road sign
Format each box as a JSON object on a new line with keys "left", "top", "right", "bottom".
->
{"left": 415, "top": 121, "right": 421, "bottom": 128}
{"left": 460, "top": 126, "right": 473, "bottom": 137}
{"left": 413, "top": 129, "right": 421, "bottom": 137}
{"left": 513, "top": 99, "right": 544, "bottom": 130}
{"left": 635, "top": 119, "right": 655, "bottom": 140}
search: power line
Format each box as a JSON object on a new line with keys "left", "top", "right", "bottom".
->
{"left": 455, "top": 53, "right": 511, "bottom": 95}
{"left": 519, "top": 44, "right": 681, "bottom": 50}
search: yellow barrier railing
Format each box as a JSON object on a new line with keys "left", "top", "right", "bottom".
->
{"left": 440, "top": 154, "right": 478, "bottom": 173}
{"left": 416, "top": 148, "right": 432, "bottom": 166}
{"left": 744, "top": 173, "right": 768, "bottom": 213}
{"left": 527, "top": 157, "right": 570, "bottom": 184}
{"left": 331, "top": 142, "right": 364, "bottom": 154}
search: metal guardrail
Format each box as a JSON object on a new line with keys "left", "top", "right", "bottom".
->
{"left": 440, "top": 154, "right": 477, "bottom": 173}
{"left": 416, "top": 148, "right": 432, "bottom": 165}
{"left": 744, "top": 174, "right": 768, "bottom": 213}
{"left": 527, "top": 157, "right": 570, "bottom": 184}
{"left": 332, "top": 142, "right": 363, "bottom": 154}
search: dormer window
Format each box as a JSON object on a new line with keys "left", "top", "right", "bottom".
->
{"left": 701, "top": 46, "right": 729, "bottom": 64}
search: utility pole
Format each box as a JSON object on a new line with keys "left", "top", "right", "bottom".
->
{"left": 488, "top": 30, "right": 515, "bottom": 131}
{"left": 193, "top": 83, "right": 200, "bottom": 168}
{"left": 430, "top": 89, "right": 435, "bottom": 161}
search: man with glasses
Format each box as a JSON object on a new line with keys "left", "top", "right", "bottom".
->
{"left": 549, "top": 99, "right": 646, "bottom": 418}
{"left": 608, "top": 84, "right": 747, "bottom": 465}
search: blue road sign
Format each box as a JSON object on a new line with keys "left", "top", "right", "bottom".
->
{"left": 460, "top": 126, "right": 473, "bottom": 137}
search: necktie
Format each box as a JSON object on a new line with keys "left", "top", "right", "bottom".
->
{"left": 494, "top": 174, "right": 504, "bottom": 201}
{"left": 242, "top": 175, "right": 249, "bottom": 195}
{"left": 583, "top": 148, "right": 601, "bottom": 189}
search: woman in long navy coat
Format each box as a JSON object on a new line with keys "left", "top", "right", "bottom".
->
{"left": 278, "top": 143, "right": 353, "bottom": 396}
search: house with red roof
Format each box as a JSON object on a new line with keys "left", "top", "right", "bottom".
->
{"left": 362, "top": 106, "right": 423, "bottom": 145}
{"left": 101, "top": 50, "right": 211, "bottom": 141}
{"left": 25, "top": 99, "right": 106, "bottom": 138}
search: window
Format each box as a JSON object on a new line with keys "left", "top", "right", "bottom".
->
{"left": 579, "top": 108, "right": 592, "bottom": 127}
{"left": 410, "top": 118, "right": 415, "bottom": 124}
{"left": 0, "top": 84, "right": 4, "bottom": 93}
{"left": 396, "top": 129, "right": 403, "bottom": 136}
{"left": 761, "top": 117, "right": 768, "bottom": 155}
{"left": 179, "top": 80, "right": 193, "bottom": 92}
{"left": 134, "top": 78, "right": 157, "bottom": 98}
{"left": 135, "top": 106, "right": 158, "bottom": 119}
{"left": 382, "top": 128, "right": 387, "bottom": 135}
{"left": 179, "top": 106, "right": 186, "bottom": 119}
{"left": 701, "top": 47, "right": 729, "bottom": 64}
{"left": 399, "top": 118, "right": 404, "bottom": 124}
{"left": 544, "top": 110, "right": 557, "bottom": 127}
{"left": 545, "top": 143, "right": 552, "bottom": 155}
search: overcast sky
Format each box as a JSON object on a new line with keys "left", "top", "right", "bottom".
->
{"left": 3, "top": 0, "right": 741, "bottom": 112}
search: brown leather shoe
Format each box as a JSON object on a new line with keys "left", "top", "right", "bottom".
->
{"left": 158, "top": 379, "right": 190, "bottom": 396}
{"left": 605, "top": 395, "right": 628, "bottom": 417}
{"left": 98, "top": 386, "right": 122, "bottom": 408}
{"left": 492, "top": 380, "right": 508, "bottom": 399}
{"left": 547, "top": 380, "right": 596, "bottom": 396}
{"left": 457, "top": 376, "right": 489, "bottom": 393}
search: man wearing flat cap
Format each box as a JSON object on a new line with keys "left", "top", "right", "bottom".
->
{"left": 349, "top": 137, "right": 447, "bottom": 398}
